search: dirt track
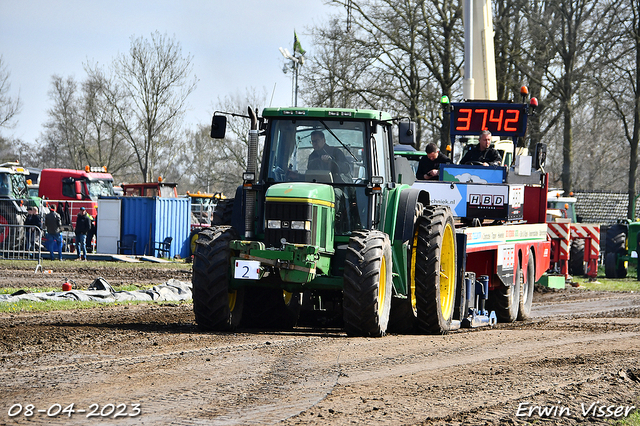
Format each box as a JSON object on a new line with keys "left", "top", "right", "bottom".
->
{"left": 1, "top": 264, "right": 639, "bottom": 425}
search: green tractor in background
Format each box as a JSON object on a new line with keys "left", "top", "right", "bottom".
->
{"left": 603, "top": 194, "right": 640, "bottom": 279}
{"left": 191, "top": 107, "right": 461, "bottom": 336}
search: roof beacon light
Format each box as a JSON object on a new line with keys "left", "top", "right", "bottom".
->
{"left": 530, "top": 97, "right": 538, "bottom": 115}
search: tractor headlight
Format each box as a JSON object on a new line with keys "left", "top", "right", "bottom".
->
{"left": 291, "top": 220, "right": 311, "bottom": 231}
{"left": 267, "top": 220, "right": 281, "bottom": 229}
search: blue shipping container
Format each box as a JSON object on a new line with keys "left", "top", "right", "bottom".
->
{"left": 120, "top": 197, "right": 190, "bottom": 258}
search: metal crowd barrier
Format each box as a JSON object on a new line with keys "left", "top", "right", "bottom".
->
{"left": 0, "top": 224, "right": 43, "bottom": 272}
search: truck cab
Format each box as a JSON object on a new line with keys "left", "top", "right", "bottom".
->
{"left": 38, "top": 167, "right": 115, "bottom": 226}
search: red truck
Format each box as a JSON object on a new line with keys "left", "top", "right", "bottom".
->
{"left": 38, "top": 167, "right": 115, "bottom": 227}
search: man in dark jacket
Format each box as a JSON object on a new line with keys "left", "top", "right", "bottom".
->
{"left": 306, "top": 130, "right": 351, "bottom": 182}
{"left": 44, "top": 204, "right": 63, "bottom": 261}
{"left": 460, "top": 130, "right": 502, "bottom": 166}
{"left": 416, "top": 142, "right": 452, "bottom": 180}
{"left": 74, "top": 207, "right": 93, "bottom": 261}
{"left": 25, "top": 206, "right": 42, "bottom": 253}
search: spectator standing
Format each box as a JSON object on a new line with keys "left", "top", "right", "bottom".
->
{"left": 24, "top": 206, "right": 42, "bottom": 253}
{"left": 44, "top": 204, "right": 63, "bottom": 261}
{"left": 74, "top": 207, "right": 93, "bottom": 261}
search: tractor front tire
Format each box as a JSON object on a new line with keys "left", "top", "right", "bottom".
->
{"left": 414, "top": 206, "right": 457, "bottom": 334}
{"left": 211, "top": 199, "right": 235, "bottom": 226}
{"left": 343, "top": 230, "right": 393, "bottom": 337}
{"left": 517, "top": 250, "right": 535, "bottom": 320}
{"left": 192, "top": 226, "right": 244, "bottom": 331}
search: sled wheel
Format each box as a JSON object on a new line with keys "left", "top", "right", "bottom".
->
{"left": 518, "top": 249, "right": 535, "bottom": 320}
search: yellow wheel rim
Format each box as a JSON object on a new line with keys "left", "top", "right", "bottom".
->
{"left": 378, "top": 255, "right": 387, "bottom": 317}
{"left": 440, "top": 223, "right": 455, "bottom": 320}
{"left": 410, "top": 228, "right": 419, "bottom": 314}
{"left": 190, "top": 233, "right": 199, "bottom": 254}
{"left": 228, "top": 290, "right": 237, "bottom": 312}
{"left": 283, "top": 290, "right": 293, "bottom": 307}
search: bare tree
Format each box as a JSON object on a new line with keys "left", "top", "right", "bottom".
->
{"left": 181, "top": 88, "right": 268, "bottom": 196}
{"left": 90, "top": 31, "right": 198, "bottom": 182}
{"left": 42, "top": 75, "right": 83, "bottom": 169}
{"left": 595, "top": 0, "right": 640, "bottom": 217}
{"left": 0, "top": 56, "right": 22, "bottom": 131}
{"left": 302, "top": 0, "right": 463, "bottom": 150}
{"left": 539, "top": 0, "right": 618, "bottom": 192}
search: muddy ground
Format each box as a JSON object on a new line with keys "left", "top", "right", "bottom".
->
{"left": 1, "top": 264, "right": 639, "bottom": 425}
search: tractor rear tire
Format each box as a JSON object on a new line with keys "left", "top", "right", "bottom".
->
{"left": 517, "top": 250, "right": 535, "bottom": 320}
{"left": 604, "top": 224, "right": 628, "bottom": 278}
{"left": 569, "top": 239, "right": 586, "bottom": 276}
{"left": 211, "top": 199, "right": 235, "bottom": 226}
{"left": 343, "top": 230, "right": 393, "bottom": 337}
{"left": 604, "top": 252, "right": 627, "bottom": 279}
{"left": 388, "top": 201, "right": 425, "bottom": 334}
{"left": 192, "top": 226, "right": 244, "bottom": 331}
{"left": 414, "top": 206, "right": 457, "bottom": 334}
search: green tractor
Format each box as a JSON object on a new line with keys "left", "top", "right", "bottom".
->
{"left": 191, "top": 107, "right": 460, "bottom": 336}
{"left": 603, "top": 194, "right": 640, "bottom": 279}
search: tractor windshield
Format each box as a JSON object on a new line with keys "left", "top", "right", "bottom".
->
{"left": 265, "top": 119, "right": 368, "bottom": 184}
{"left": 0, "top": 172, "right": 28, "bottom": 199}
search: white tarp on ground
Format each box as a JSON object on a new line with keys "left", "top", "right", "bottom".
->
{"left": 0, "top": 278, "right": 192, "bottom": 303}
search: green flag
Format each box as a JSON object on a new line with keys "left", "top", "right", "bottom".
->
{"left": 293, "top": 31, "right": 306, "bottom": 56}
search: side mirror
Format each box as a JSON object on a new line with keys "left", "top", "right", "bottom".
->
{"left": 534, "top": 142, "right": 547, "bottom": 169}
{"left": 398, "top": 121, "right": 416, "bottom": 147}
{"left": 210, "top": 115, "right": 227, "bottom": 139}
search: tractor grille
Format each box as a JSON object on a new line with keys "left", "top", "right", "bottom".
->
{"left": 265, "top": 201, "right": 316, "bottom": 248}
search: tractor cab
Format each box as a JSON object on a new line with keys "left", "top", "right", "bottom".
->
{"left": 259, "top": 109, "right": 394, "bottom": 236}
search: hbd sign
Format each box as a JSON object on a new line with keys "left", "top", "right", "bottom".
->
{"left": 469, "top": 194, "right": 505, "bottom": 207}
{"left": 467, "top": 186, "right": 508, "bottom": 218}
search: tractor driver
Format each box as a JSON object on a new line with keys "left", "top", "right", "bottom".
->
{"left": 460, "top": 130, "right": 502, "bottom": 166}
{"left": 307, "top": 130, "right": 351, "bottom": 179}
{"left": 287, "top": 130, "right": 351, "bottom": 183}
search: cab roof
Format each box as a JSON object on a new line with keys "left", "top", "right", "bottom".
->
{"left": 262, "top": 107, "right": 392, "bottom": 121}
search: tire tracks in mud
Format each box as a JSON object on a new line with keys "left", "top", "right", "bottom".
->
{"left": 2, "top": 294, "right": 640, "bottom": 425}
{"left": 282, "top": 317, "right": 640, "bottom": 425}
{"left": 1, "top": 334, "right": 347, "bottom": 425}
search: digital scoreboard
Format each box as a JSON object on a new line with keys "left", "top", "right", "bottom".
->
{"left": 450, "top": 103, "right": 528, "bottom": 137}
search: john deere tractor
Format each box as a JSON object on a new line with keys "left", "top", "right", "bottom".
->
{"left": 192, "top": 107, "right": 460, "bottom": 336}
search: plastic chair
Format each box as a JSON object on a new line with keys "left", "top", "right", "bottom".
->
{"left": 117, "top": 234, "right": 137, "bottom": 255}
{"left": 154, "top": 236, "right": 173, "bottom": 258}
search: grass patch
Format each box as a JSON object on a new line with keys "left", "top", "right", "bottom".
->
{"left": 0, "top": 298, "right": 191, "bottom": 313}
{"left": 572, "top": 264, "right": 640, "bottom": 292}
{"left": 0, "top": 259, "right": 192, "bottom": 271}
{"left": 615, "top": 408, "right": 640, "bottom": 425}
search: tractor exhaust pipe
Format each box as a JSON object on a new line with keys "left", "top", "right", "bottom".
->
{"left": 244, "top": 106, "right": 259, "bottom": 239}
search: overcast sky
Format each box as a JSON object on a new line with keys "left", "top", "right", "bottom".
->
{"left": 1, "top": 0, "right": 334, "bottom": 145}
